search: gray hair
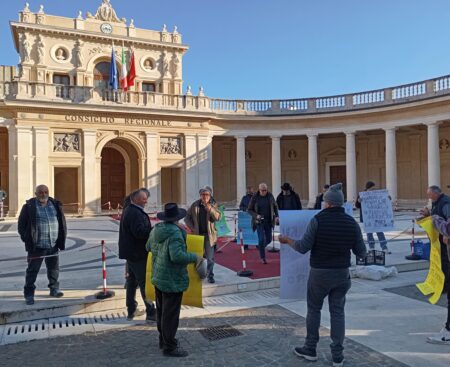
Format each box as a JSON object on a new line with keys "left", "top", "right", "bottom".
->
{"left": 428, "top": 185, "right": 442, "bottom": 194}
{"left": 130, "top": 188, "right": 150, "bottom": 201}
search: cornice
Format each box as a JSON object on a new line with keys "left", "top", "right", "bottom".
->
{"left": 10, "top": 21, "right": 189, "bottom": 53}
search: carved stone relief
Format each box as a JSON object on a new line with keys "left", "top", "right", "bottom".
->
{"left": 160, "top": 137, "right": 181, "bottom": 155}
{"left": 170, "top": 53, "right": 180, "bottom": 79}
{"left": 92, "top": 0, "right": 124, "bottom": 23}
{"left": 36, "top": 35, "right": 45, "bottom": 65}
{"left": 20, "top": 33, "right": 31, "bottom": 63}
{"left": 75, "top": 40, "right": 84, "bottom": 67}
{"left": 160, "top": 51, "right": 169, "bottom": 78}
{"left": 54, "top": 133, "right": 80, "bottom": 152}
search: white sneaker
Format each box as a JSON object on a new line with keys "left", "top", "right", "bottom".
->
{"left": 426, "top": 326, "right": 450, "bottom": 345}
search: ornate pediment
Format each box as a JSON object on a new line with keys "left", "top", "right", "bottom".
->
{"left": 87, "top": 0, "right": 125, "bottom": 23}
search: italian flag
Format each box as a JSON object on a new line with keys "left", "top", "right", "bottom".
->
{"left": 127, "top": 50, "right": 136, "bottom": 89}
{"left": 120, "top": 47, "right": 128, "bottom": 91}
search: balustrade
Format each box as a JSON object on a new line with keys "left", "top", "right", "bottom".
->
{"left": 1, "top": 72, "right": 450, "bottom": 115}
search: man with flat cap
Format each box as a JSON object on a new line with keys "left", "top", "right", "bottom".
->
{"left": 279, "top": 183, "right": 366, "bottom": 367}
{"left": 185, "top": 186, "right": 221, "bottom": 283}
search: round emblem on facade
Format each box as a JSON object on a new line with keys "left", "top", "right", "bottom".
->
{"left": 100, "top": 23, "right": 113, "bottom": 34}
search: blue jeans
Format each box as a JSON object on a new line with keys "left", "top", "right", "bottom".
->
{"left": 305, "top": 268, "right": 351, "bottom": 360}
{"left": 367, "top": 232, "right": 387, "bottom": 250}
{"left": 256, "top": 222, "right": 272, "bottom": 260}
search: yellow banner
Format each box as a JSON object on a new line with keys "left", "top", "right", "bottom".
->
{"left": 146, "top": 234, "right": 205, "bottom": 308}
{"left": 416, "top": 217, "right": 445, "bottom": 304}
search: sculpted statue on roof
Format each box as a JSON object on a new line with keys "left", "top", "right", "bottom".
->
{"left": 93, "top": 0, "right": 123, "bottom": 23}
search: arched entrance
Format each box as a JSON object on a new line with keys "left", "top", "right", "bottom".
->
{"left": 100, "top": 139, "right": 140, "bottom": 210}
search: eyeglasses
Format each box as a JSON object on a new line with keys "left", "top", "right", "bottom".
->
{"left": 260, "top": 189, "right": 268, "bottom": 192}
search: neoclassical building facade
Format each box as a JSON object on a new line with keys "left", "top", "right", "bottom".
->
{"left": 1, "top": 1, "right": 450, "bottom": 216}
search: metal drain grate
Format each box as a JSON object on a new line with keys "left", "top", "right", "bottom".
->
{"left": 199, "top": 324, "right": 243, "bottom": 341}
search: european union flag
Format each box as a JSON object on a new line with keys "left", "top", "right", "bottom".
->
{"left": 109, "top": 45, "right": 118, "bottom": 90}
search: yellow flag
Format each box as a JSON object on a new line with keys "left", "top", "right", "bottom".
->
{"left": 145, "top": 234, "right": 205, "bottom": 308}
{"left": 416, "top": 217, "right": 445, "bottom": 304}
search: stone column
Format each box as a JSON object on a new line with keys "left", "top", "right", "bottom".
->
{"left": 33, "top": 127, "right": 49, "bottom": 190}
{"left": 185, "top": 134, "right": 198, "bottom": 205}
{"left": 427, "top": 122, "right": 441, "bottom": 187}
{"left": 145, "top": 133, "right": 159, "bottom": 206}
{"left": 271, "top": 135, "right": 282, "bottom": 194}
{"left": 197, "top": 134, "right": 213, "bottom": 189}
{"left": 7, "top": 125, "right": 33, "bottom": 216}
{"left": 385, "top": 128, "right": 398, "bottom": 203}
{"left": 308, "top": 133, "right": 319, "bottom": 208}
{"left": 236, "top": 135, "right": 247, "bottom": 205}
{"left": 345, "top": 131, "right": 357, "bottom": 204}
{"left": 82, "top": 129, "right": 97, "bottom": 214}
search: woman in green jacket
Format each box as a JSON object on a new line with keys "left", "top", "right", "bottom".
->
{"left": 146, "top": 203, "right": 202, "bottom": 358}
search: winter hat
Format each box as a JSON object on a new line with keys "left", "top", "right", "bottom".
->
{"left": 365, "top": 181, "right": 375, "bottom": 190}
{"left": 323, "top": 183, "right": 344, "bottom": 206}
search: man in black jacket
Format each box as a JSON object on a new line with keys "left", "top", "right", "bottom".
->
{"left": 276, "top": 182, "right": 302, "bottom": 210}
{"left": 279, "top": 183, "right": 366, "bottom": 367}
{"left": 118, "top": 188, "right": 155, "bottom": 321}
{"left": 18, "top": 185, "right": 67, "bottom": 305}
{"left": 248, "top": 183, "right": 279, "bottom": 264}
{"left": 313, "top": 184, "right": 330, "bottom": 210}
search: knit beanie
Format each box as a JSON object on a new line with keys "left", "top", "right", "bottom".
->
{"left": 323, "top": 183, "right": 344, "bottom": 206}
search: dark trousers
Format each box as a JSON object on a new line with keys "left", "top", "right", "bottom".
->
{"left": 24, "top": 247, "right": 60, "bottom": 297}
{"left": 442, "top": 242, "right": 450, "bottom": 327}
{"left": 155, "top": 287, "right": 183, "bottom": 352}
{"left": 256, "top": 222, "right": 272, "bottom": 260}
{"left": 126, "top": 259, "right": 154, "bottom": 317}
{"left": 305, "top": 268, "right": 351, "bottom": 360}
{"left": 203, "top": 237, "right": 215, "bottom": 279}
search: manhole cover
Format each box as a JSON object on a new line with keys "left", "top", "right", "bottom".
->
{"left": 199, "top": 324, "right": 243, "bottom": 341}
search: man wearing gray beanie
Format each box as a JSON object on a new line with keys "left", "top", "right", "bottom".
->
{"left": 279, "top": 183, "right": 366, "bottom": 367}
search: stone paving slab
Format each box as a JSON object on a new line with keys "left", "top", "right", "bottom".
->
{"left": 0, "top": 305, "right": 408, "bottom": 367}
{"left": 384, "top": 285, "right": 448, "bottom": 308}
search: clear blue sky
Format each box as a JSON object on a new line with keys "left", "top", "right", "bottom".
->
{"left": 1, "top": 0, "right": 450, "bottom": 100}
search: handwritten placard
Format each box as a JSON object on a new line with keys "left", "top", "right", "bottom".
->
{"left": 359, "top": 189, "right": 394, "bottom": 233}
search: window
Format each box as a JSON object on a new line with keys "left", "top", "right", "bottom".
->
{"left": 53, "top": 74, "right": 70, "bottom": 98}
{"left": 94, "top": 62, "right": 111, "bottom": 89}
{"left": 142, "top": 82, "right": 156, "bottom": 92}
{"left": 53, "top": 74, "right": 70, "bottom": 85}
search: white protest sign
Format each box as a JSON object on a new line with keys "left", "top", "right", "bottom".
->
{"left": 279, "top": 210, "right": 320, "bottom": 300}
{"left": 343, "top": 201, "right": 353, "bottom": 216}
{"left": 359, "top": 189, "right": 394, "bottom": 233}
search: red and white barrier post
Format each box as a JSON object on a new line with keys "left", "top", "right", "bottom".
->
{"left": 268, "top": 226, "right": 279, "bottom": 253}
{"left": 237, "top": 229, "right": 253, "bottom": 277}
{"left": 95, "top": 240, "right": 115, "bottom": 299}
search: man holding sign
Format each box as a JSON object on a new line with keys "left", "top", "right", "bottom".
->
{"left": 279, "top": 183, "right": 366, "bottom": 367}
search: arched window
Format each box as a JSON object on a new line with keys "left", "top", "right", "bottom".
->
{"left": 93, "top": 62, "right": 111, "bottom": 89}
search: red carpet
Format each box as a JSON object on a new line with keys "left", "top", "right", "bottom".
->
{"left": 214, "top": 237, "right": 280, "bottom": 279}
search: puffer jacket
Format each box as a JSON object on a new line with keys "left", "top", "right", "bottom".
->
{"left": 146, "top": 222, "right": 197, "bottom": 293}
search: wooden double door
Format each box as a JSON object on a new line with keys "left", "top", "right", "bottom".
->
{"left": 101, "top": 147, "right": 126, "bottom": 209}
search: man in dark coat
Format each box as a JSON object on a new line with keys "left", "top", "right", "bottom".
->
{"left": 118, "top": 188, "right": 155, "bottom": 321}
{"left": 239, "top": 186, "right": 254, "bottom": 211}
{"left": 18, "top": 184, "right": 67, "bottom": 305}
{"left": 279, "top": 183, "right": 366, "bottom": 366}
{"left": 420, "top": 185, "right": 450, "bottom": 294}
{"left": 313, "top": 184, "right": 330, "bottom": 210}
{"left": 276, "top": 182, "right": 302, "bottom": 210}
{"left": 248, "top": 183, "right": 279, "bottom": 263}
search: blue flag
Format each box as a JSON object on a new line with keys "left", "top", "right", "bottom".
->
{"left": 109, "top": 45, "right": 118, "bottom": 90}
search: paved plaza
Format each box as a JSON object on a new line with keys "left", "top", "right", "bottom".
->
{"left": 0, "top": 213, "right": 449, "bottom": 366}
{"left": 0, "top": 305, "right": 409, "bottom": 367}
